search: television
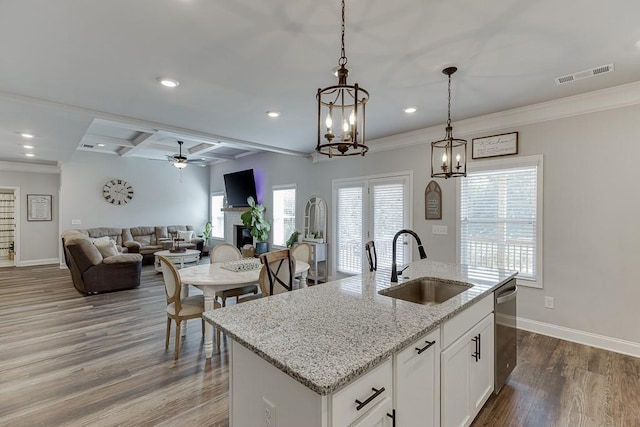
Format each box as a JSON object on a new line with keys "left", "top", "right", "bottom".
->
{"left": 223, "top": 169, "right": 258, "bottom": 208}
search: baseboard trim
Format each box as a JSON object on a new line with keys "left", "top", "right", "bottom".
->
{"left": 518, "top": 317, "right": 640, "bottom": 358}
{"left": 18, "top": 258, "right": 59, "bottom": 267}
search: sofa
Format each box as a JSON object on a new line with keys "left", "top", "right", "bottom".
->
{"left": 66, "top": 225, "right": 204, "bottom": 265}
{"left": 61, "top": 230, "right": 143, "bottom": 294}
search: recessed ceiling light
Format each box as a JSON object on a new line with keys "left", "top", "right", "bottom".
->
{"left": 404, "top": 107, "right": 417, "bottom": 114}
{"left": 25, "top": 153, "right": 35, "bottom": 157}
{"left": 20, "top": 132, "right": 34, "bottom": 138}
{"left": 266, "top": 111, "right": 281, "bottom": 118}
{"left": 97, "top": 143, "right": 105, "bottom": 147}
{"left": 158, "top": 77, "right": 180, "bottom": 88}
{"left": 23, "top": 145, "right": 34, "bottom": 149}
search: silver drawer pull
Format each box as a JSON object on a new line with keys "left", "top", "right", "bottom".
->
{"left": 355, "top": 387, "right": 385, "bottom": 411}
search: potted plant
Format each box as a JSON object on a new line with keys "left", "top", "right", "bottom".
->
{"left": 286, "top": 230, "right": 299, "bottom": 248}
{"left": 8, "top": 241, "right": 14, "bottom": 260}
{"left": 240, "top": 196, "right": 270, "bottom": 255}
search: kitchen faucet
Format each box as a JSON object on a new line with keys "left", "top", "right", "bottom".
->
{"left": 391, "top": 229, "right": 427, "bottom": 282}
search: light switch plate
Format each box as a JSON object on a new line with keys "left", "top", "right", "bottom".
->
{"left": 71, "top": 219, "right": 81, "bottom": 225}
{"left": 432, "top": 225, "right": 448, "bottom": 235}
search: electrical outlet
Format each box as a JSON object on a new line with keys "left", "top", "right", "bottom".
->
{"left": 544, "top": 296, "right": 554, "bottom": 309}
{"left": 263, "top": 397, "right": 276, "bottom": 427}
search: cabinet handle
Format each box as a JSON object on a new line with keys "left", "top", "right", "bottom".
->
{"left": 478, "top": 333, "right": 481, "bottom": 360}
{"left": 415, "top": 340, "right": 436, "bottom": 355}
{"left": 471, "top": 335, "right": 479, "bottom": 362}
{"left": 387, "top": 409, "right": 396, "bottom": 427}
{"left": 355, "top": 387, "right": 385, "bottom": 411}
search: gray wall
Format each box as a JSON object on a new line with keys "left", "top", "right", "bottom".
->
{"left": 211, "top": 103, "right": 640, "bottom": 344}
{"left": 0, "top": 169, "right": 60, "bottom": 263}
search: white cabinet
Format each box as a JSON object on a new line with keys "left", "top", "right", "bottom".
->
{"left": 441, "top": 313, "right": 494, "bottom": 427}
{"left": 394, "top": 328, "right": 440, "bottom": 426}
{"left": 332, "top": 358, "right": 392, "bottom": 427}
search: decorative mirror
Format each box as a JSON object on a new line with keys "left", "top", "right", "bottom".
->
{"left": 303, "top": 196, "right": 327, "bottom": 243}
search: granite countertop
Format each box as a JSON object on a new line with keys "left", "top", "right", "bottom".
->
{"left": 203, "top": 259, "right": 517, "bottom": 396}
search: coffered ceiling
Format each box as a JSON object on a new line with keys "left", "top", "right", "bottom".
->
{"left": 1, "top": 0, "right": 640, "bottom": 166}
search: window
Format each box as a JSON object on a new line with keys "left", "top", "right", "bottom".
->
{"left": 458, "top": 155, "right": 543, "bottom": 287}
{"left": 210, "top": 193, "right": 224, "bottom": 239}
{"left": 272, "top": 185, "right": 296, "bottom": 247}
{"left": 334, "top": 173, "right": 411, "bottom": 275}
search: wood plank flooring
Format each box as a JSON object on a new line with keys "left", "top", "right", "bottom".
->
{"left": 1, "top": 263, "right": 639, "bottom": 426}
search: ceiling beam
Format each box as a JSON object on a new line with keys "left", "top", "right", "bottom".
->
{"left": 119, "top": 132, "right": 154, "bottom": 157}
{"left": 81, "top": 134, "right": 136, "bottom": 148}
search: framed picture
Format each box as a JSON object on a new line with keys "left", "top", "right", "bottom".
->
{"left": 425, "top": 181, "right": 442, "bottom": 220}
{"left": 472, "top": 132, "right": 519, "bottom": 159}
{"left": 27, "top": 194, "right": 52, "bottom": 221}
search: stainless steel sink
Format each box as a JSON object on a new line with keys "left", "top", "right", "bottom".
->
{"left": 378, "top": 277, "right": 472, "bottom": 305}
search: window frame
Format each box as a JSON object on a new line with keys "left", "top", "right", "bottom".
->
{"left": 272, "top": 184, "right": 297, "bottom": 247}
{"left": 210, "top": 192, "right": 225, "bottom": 239}
{"left": 456, "top": 154, "right": 544, "bottom": 288}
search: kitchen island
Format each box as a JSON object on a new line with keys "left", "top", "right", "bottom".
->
{"left": 204, "top": 259, "right": 516, "bottom": 426}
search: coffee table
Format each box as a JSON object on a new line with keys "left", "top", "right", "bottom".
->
{"left": 154, "top": 249, "right": 201, "bottom": 272}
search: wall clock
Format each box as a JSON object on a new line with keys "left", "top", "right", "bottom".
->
{"left": 103, "top": 179, "right": 134, "bottom": 205}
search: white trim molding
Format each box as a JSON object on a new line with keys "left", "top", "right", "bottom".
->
{"left": 0, "top": 160, "right": 60, "bottom": 174}
{"left": 518, "top": 317, "right": 640, "bottom": 358}
{"left": 327, "top": 80, "right": 640, "bottom": 158}
{"left": 18, "top": 258, "right": 60, "bottom": 267}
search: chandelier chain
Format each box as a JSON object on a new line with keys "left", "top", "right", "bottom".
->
{"left": 446, "top": 74, "right": 452, "bottom": 127}
{"left": 339, "top": 0, "right": 347, "bottom": 66}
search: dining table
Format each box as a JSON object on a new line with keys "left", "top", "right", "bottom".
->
{"left": 179, "top": 259, "right": 310, "bottom": 358}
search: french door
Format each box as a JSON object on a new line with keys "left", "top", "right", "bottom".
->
{"left": 333, "top": 173, "right": 411, "bottom": 275}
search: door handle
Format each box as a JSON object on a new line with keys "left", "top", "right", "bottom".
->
{"left": 496, "top": 287, "right": 517, "bottom": 304}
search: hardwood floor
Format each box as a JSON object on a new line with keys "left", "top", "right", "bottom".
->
{"left": 1, "top": 263, "right": 639, "bottom": 426}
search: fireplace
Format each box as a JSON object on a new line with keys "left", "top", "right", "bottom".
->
{"left": 234, "top": 225, "right": 253, "bottom": 250}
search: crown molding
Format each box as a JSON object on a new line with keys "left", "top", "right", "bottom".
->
{"left": 365, "top": 80, "right": 640, "bottom": 154}
{"left": 0, "top": 160, "right": 60, "bottom": 174}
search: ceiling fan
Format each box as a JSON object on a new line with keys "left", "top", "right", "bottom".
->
{"left": 167, "top": 141, "right": 206, "bottom": 169}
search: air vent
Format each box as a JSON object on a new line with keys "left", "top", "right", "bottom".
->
{"left": 81, "top": 144, "right": 95, "bottom": 149}
{"left": 555, "top": 63, "right": 614, "bottom": 85}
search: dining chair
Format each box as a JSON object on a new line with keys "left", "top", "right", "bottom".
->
{"left": 159, "top": 255, "right": 220, "bottom": 359}
{"left": 257, "top": 249, "right": 297, "bottom": 296}
{"left": 365, "top": 240, "right": 377, "bottom": 272}
{"left": 291, "top": 242, "right": 312, "bottom": 286}
{"left": 210, "top": 243, "right": 259, "bottom": 306}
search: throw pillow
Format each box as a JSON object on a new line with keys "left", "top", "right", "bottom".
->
{"left": 94, "top": 239, "right": 119, "bottom": 258}
{"left": 91, "top": 236, "right": 112, "bottom": 245}
{"left": 177, "top": 230, "right": 194, "bottom": 243}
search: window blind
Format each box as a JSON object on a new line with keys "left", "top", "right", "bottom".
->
{"left": 273, "top": 187, "right": 296, "bottom": 246}
{"left": 372, "top": 179, "right": 407, "bottom": 270}
{"left": 460, "top": 165, "right": 538, "bottom": 280}
{"left": 336, "top": 184, "right": 364, "bottom": 274}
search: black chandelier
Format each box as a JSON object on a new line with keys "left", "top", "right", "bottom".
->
{"left": 316, "top": 0, "right": 369, "bottom": 157}
{"left": 431, "top": 67, "right": 467, "bottom": 179}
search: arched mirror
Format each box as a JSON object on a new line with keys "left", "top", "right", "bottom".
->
{"left": 303, "top": 196, "right": 326, "bottom": 243}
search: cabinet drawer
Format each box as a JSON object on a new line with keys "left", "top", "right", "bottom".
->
{"left": 331, "top": 358, "right": 392, "bottom": 427}
{"left": 441, "top": 294, "right": 493, "bottom": 349}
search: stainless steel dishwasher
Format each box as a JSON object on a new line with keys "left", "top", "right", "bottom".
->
{"left": 494, "top": 279, "right": 517, "bottom": 393}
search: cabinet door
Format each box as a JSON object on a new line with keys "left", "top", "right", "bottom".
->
{"left": 441, "top": 313, "right": 495, "bottom": 427}
{"left": 441, "top": 332, "right": 472, "bottom": 427}
{"left": 394, "top": 328, "right": 440, "bottom": 426}
{"left": 469, "top": 313, "right": 494, "bottom": 418}
{"left": 351, "top": 396, "right": 393, "bottom": 427}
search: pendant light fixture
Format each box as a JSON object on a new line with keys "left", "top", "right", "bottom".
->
{"left": 431, "top": 67, "right": 467, "bottom": 179}
{"left": 316, "top": 0, "right": 369, "bottom": 157}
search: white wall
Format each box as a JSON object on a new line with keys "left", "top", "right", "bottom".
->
{"left": 211, "top": 102, "right": 640, "bottom": 346}
{"left": 0, "top": 168, "right": 60, "bottom": 264}
{"left": 59, "top": 151, "right": 210, "bottom": 242}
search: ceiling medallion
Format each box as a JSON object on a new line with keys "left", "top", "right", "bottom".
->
{"left": 431, "top": 66, "right": 467, "bottom": 179}
{"left": 316, "top": 0, "right": 369, "bottom": 157}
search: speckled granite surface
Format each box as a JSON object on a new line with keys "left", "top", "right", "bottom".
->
{"left": 203, "top": 259, "right": 516, "bottom": 395}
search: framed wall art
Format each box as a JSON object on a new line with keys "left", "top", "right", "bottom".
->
{"left": 425, "top": 180, "right": 442, "bottom": 220}
{"left": 472, "top": 131, "right": 518, "bottom": 159}
{"left": 27, "top": 194, "right": 52, "bottom": 221}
